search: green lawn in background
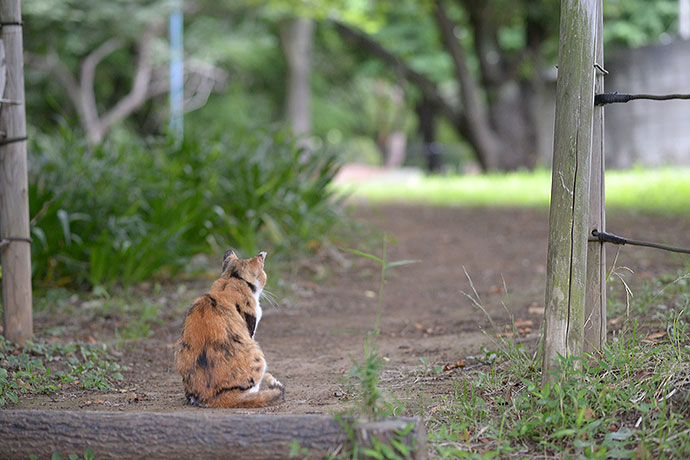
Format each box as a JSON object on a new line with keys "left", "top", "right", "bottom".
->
{"left": 345, "top": 168, "right": 690, "bottom": 214}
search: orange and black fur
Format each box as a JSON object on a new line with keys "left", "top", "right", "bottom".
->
{"left": 175, "top": 250, "right": 284, "bottom": 408}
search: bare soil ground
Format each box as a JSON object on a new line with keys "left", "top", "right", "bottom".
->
{"left": 12, "top": 205, "right": 690, "bottom": 420}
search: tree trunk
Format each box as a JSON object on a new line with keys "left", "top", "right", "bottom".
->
{"left": 486, "top": 80, "right": 540, "bottom": 170}
{"left": 280, "top": 17, "right": 314, "bottom": 137}
{"left": 416, "top": 98, "right": 442, "bottom": 172}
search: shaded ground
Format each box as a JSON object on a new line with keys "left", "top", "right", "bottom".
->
{"left": 12, "top": 205, "right": 690, "bottom": 420}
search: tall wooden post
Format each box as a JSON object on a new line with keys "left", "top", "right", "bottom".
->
{"left": 0, "top": 0, "right": 32, "bottom": 343}
{"left": 584, "top": 1, "right": 606, "bottom": 353}
{"left": 543, "top": 0, "right": 597, "bottom": 382}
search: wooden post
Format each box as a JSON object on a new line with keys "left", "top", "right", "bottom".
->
{"left": 543, "top": 0, "right": 597, "bottom": 382}
{"left": 0, "top": 0, "right": 32, "bottom": 343}
{"left": 584, "top": 1, "right": 606, "bottom": 353}
{"left": 0, "top": 411, "right": 427, "bottom": 460}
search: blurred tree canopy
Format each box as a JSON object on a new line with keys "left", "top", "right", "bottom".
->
{"left": 22, "top": 0, "right": 681, "bottom": 171}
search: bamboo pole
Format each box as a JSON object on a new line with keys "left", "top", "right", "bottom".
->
{"left": 543, "top": 0, "right": 597, "bottom": 382}
{"left": 0, "top": 0, "right": 32, "bottom": 343}
{"left": 584, "top": 0, "right": 606, "bottom": 353}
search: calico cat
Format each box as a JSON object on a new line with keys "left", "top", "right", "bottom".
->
{"left": 175, "top": 249, "right": 284, "bottom": 408}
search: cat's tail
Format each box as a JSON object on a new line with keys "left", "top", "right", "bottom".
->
{"left": 204, "top": 383, "right": 285, "bottom": 408}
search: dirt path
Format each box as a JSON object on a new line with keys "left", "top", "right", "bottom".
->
{"left": 15, "top": 205, "right": 690, "bottom": 417}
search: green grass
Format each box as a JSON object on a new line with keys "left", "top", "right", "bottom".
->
{"left": 424, "top": 270, "right": 690, "bottom": 459}
{"left": 345, "top": 168, "right": 690, "bottom": 214}
{"left": 0, "top": 337, "right": 124, "bottom": 406}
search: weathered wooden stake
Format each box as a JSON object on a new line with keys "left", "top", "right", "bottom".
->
{"left": 543, "top": 0, "right": 597, "bottom": 382}
{"left": 0, "top": 0, "right": 32, "bottom": 343}
{"left": 0, "top": 411, "right": 427, "bottom": 460}
{"left": 584, "top": 0, "right": 606, "bottom": 353}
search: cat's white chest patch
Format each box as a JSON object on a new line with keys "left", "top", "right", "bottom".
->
{"left": 253, "top": 287, "right": 263, "bottom": 337}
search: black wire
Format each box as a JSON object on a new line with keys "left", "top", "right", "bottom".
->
{"left": 0, "top": 236, "right": 32, "bottom": 249}
{"left": 0, "top": 136, "right": 28, "bottom": 146}
{"left": 595, "top": 92, "right": 690, "bottom": 106}
{"left": 591, "top": 230, "right": 690, "bottom": 255}
{"left": 0, "top": 21, "right": 23, "bottom": 27}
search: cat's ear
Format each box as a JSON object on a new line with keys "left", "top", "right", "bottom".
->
{"left": 256, "top": 251, "right": 267, "bottom": 264}
{"left": 221, "top": 249, "right": 238, "bottom": 273}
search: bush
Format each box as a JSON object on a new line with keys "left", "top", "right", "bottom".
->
{"left": 26, "top": 127, "right": 343, "bottom": 287}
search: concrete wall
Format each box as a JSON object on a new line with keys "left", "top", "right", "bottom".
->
{"left": 537, "top": 39, "right": 690, "bottom": 169}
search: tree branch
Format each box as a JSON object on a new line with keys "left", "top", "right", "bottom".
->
{"left": 331, "top": 20, "right": 462, "bottom": 129}
{"left": 97, "top": 28, "right": 157, "bottom": 143}
{"left": 460, "top": 0, "right": 505, "bottom": 87}
{"left": 25, "top": 52, "right": 85, "bottom": 124}
{"left": 148, "top": 59, "right": 228, "bottom": 112}
{"left": 79, "top": 37, "right": 125, "bottom": 140}
{"left": 433, "top": 0, "right": 500, "bottom": 169}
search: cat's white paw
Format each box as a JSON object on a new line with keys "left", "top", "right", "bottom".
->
{"left": 269, "top": 378, "right": 284, "bottom": 391}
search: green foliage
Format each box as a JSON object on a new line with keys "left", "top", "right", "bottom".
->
{"left": 604, "top": 0, "right": 678, "bottom": 48}
{"left": 36, "top": 446, "right": 95, "bottom": 460}
{"left": 347, "top": 339, "right": 389, "bottom": 420}
{"left": 27, "top": 127, "right": 343, "bottom": 287}
{"left": 0, "top": 337, "right": 123, "bottom": 407}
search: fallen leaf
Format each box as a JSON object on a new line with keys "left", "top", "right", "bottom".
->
{"left": 80, "top": 399, "right": 105, "bottom": 407}
{"left": 413, "top": 323, "right": 424, "bottom": 330}
{"left": 462, "top": 429, "right": 470, "bottom": 443}
{"left": 633, "top": 369, "right": 652, "bottom": 380}
{"left": 646, "top": 331, "right": 667, "bottom": 340}
{"left": 427, "top": 405, "right": 447, "bottom": 415}
{"left": 608, "top": 317, "right": 624, "bottom": 326}
{"left": 583, "top": 407, "right": 594, "bottom": 419}
{"left": 488, "top": 285, "right": 503, "bottom": 295}
{"left": 528, "top": 305, "right": 545, "bottom": 315}
{"left": 124, "top": 392, "right": 147, "bottom": 404}
{"left": 497, "top": 332, "right": 514, "bottom": 338}
{"left": 514, "top": 319, "right": 534, "bottom": 328}
{"left": 608, "top": 424, "right": 619, "bottom": 432}
{"left": 364, "top": 290, "right": 376, "bottom": 298}
{"left": 518, "top": 327, "right": 533, "bottom": 334}
{"left": 443, "top": 359, "right": 465, "bottom": 371}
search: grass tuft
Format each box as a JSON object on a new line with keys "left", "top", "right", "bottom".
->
{"left": 426, "top": 268, "right": 690, "bottom": 459}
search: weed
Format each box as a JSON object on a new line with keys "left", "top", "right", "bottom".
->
{"left": 30, "top": 447, "right": 95, "bottom": 460}
{"left": 332, "top": 237, "right": 418, "bottom": 458}
{"left": 343, "top": 236, "right": 418, "bottom": 418}
{"left": 426, "top": 269, "right": 690, "bottom": 459}
{"left": 0, "top": 337, "right": 124, "bottom": 406}
{"left": 287, "top": 440, "right": 310, "bottom": 459}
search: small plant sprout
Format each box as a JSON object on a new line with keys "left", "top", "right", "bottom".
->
{"left": 343, "top": 235, "right": 419, "bottom": 338}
